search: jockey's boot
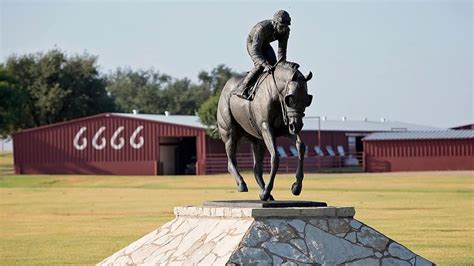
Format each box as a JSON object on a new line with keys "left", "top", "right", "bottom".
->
{"left": 233, "top": 82, "right": 249, "bottom": 99}
{"left": 233, "top": 66, "right": 262, "bottom": 100}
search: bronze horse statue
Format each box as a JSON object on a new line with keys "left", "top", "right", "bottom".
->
{"left": 217, "top": 63, "right": 313, "bottom": 201}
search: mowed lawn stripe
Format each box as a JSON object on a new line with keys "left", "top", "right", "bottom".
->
{"left": 0, "top": 170, "right": 472, "bottom": 265}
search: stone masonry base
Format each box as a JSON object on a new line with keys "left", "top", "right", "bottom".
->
{"left": 98, "top": 205, "right": 434, "bottom": 265}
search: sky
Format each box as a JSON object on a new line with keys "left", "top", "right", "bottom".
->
{"left": 1, "top": 0, "right": 472, "bottom": 128}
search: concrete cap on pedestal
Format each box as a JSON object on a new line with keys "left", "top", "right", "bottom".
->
{"left": 174, "top": 201, "right": 355, "bottom": 218}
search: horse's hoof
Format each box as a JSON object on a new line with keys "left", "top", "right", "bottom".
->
{"left": 268, "top": 194, "right": 275, "bottom": 201}
{"left": 291, "top": 182, "right": 302, "bottom": 196}
{"left": 259, "top": 190, "right": 270, "bottom": 201}
{"left": 238, "top": 182, "right": 248, "bottom": 192}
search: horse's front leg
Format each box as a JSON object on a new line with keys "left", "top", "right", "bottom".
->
{"left": 291, "top": 134, "right": 306, "bottom": 195}
{"left": 260, "top": 122, "right": 278, "bottom": 201}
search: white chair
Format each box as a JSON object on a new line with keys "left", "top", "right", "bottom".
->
{"left": 337, "top": 145, "right": 346, "bottom": 156}
{"left": 289, "top": 146, "right": 298, "bottom": 157}
{"left": 277, "top": 146, "right": 288, "bottom": 158}
{"left": 326, "top": 145, "right": 336, "bottom": 156}
{"left": 314, "top": 146, "right": 324, "bottom": 156}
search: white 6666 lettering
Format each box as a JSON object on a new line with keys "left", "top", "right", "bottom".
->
{"left": 73, "top": 126, "right": 144, "bottom": 150}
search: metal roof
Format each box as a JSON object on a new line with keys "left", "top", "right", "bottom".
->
{"left": 114, "top": 113, "right": 441, "bottom": 132}
{"left": 301, "top": 118, "right": 441, "bottom": 132}
{"left": 113, "top": 113, "right": 206, "bottom": 129}
{"left": 363, "top": 130, "right": 474, "bottom": 141}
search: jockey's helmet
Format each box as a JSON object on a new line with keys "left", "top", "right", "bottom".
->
{"left": 273, "top": 10, "right": 291, "bottom": 26}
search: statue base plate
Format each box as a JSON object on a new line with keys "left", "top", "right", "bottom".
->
{"left": 203, "top": 200, "right": 327, "bottom": 208}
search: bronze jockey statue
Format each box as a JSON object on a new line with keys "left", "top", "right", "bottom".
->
{"left": 233, "top": 10, "right": 295, "bottom": 100}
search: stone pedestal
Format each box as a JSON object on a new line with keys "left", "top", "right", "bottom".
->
{"left": 98, "top": 202, "right": 434, "bottom": 265}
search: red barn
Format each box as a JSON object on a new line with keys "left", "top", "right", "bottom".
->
{"left": 13, "top": 113, "right": 207, "bottom": 175}
{"left": 363, "top": 131, "right": 474, "bottom": 172}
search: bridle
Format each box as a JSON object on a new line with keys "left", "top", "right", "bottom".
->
{"left": 246, "top": 64, "right": 306, "bottom": 138}
{"left": 270, "top": 69, "right": 306, "bottom": 126}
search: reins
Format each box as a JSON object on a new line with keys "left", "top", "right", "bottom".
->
{"left": 246, "top": 64, "right": 298, "bottom": 138}
{"left": 270, "top": 71, "right": 290, "bottom": 126}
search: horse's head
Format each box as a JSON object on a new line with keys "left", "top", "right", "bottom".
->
{"left": 283, "top": 70, "right": 313, "bottom": 135}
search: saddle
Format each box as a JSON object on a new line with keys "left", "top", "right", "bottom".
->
{"left": 245, "top": 71, "right": 269, "bottom": 101}
{"left": 241, "top": 61, "right": 300, "bottom": 101}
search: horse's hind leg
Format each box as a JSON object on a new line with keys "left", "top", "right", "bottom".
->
{"left": 223, "top": 132, "right": 248, "bottom": 192}
{"left": 251, "top": 140, "right": 266, "bottom": 190}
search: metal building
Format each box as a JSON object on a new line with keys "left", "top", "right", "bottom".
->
{"left": 204, "top": 117, "right": 439, "bottom": 173}
{"left": 13, "top": 113, "right": 207, "bottom": 175}
{"left": 363, "top": 131, "right": 474, "bottom": 172}
{"left": 451, "top": 123, "right": 474, "bottom": 130}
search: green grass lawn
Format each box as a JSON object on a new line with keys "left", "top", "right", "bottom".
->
{"left": 0, "top": 152, "right": 472, "bottom": 265}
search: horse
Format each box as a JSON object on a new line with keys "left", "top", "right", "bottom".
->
{"left": 217, "top": 63, "right": 313, "bottom": 201}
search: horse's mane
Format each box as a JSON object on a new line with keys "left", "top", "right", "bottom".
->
{"left": 275, "top": 63, "right": 304, "bottom": 82}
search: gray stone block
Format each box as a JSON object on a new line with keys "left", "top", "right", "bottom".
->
{"left": 308, "top": 218, "right": 329, "bottom": 231}
{"left": 388, "top": 242, "right": 415, "bottom": 260}
{"left": 345, "top": 257, "right": 380, "bottom": 266}
{"left": 415, "top": 255, "right": 433, "bottom": 266}
{"left": 266, "top": 219, "right": 300, "bottom": 241}
{"left": 357, "top": 226, "right": 389, "bottom": 251}
{"left": 349, "top": 219, "right": 363, "bottom": 230}
{"left": 345, "top": 232, "right": 357, "bottom": 243}
{"left": 252, "top": 208, "right": 301, "bottom": 217}
{"left": 336, "top": 207, "right": 356, "bottom": 217}
{"left": 382, "top": 258, "right": 411, "bottom": 266}
{"left": 301, "top": 207, "right": 337, "bottom": 217}
{"left": 305, "top": 224, "right": 374, "bottom": 264}
{"left": 288, "top": 219, "right": 305, "bottom": 234}
{"left": 229, "top": 247, "right": 272, "bottom": 265}
{"left": 262, "top": 242, "right": 312, "bottom": 263}
{"left": 328, "top": 218, "right": 350, "bottom": 234}
{"left": 290, "top": 238, "right": 309, "bottom": 255}
{"left": 241, "top": 227, "right": 270, "bottom": 247}
{"left": 273, "top": 255, "right": 283, "bottom": 265}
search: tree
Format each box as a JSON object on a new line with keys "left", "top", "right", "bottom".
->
{"left": 197, "top": 64, "right": 239, "bottom": 95}
{"left": 106, "top": 68, "right": 171, "bottom": 113}
{"left": 3, "top": 49, "right": 115, "bottom": 129}
{"left": 197, "top": 94, "right": 220, "bottom": 138}
{"left": 0, "top": 66, "right": 27, "bottom": 138}
{"left": 107, "top": 69, "right": 212, "bottom": 115}
{"left": 163, "top": 78, "right": 211, "bottom": 115}
{"left": 197, "top": 65, "right": 240, "bottom": 138}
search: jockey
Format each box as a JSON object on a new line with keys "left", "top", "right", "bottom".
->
{"left": 233, "top": 10, "right": 292, "bottom": 100}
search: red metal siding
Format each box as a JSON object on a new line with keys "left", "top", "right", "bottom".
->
{"left": 13, "top": 113, "right": 206, "bottom": 175}
{"left": 364, "top": 139, "right": 474, "bottom": 172}
{"left": 205, "top": 130, "right": 351, "bottom": 157}
{"left": 204, "top": 154, "right": 349, "bottom": 174}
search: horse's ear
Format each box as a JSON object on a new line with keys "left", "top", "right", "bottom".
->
{"left": 306, "top": 94, "right": 313, "bottom": 107}
{"left": 305, "top": 71, "right": 313, "bottom": 81}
